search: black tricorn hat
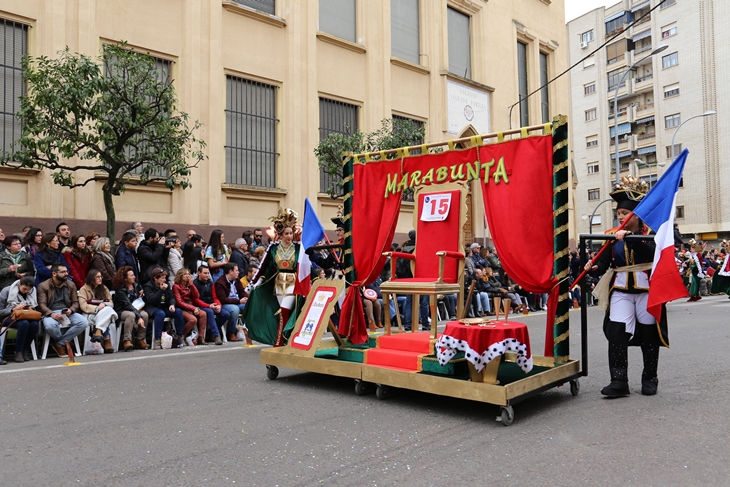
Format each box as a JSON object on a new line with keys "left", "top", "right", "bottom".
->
{"left": 331, "top": 217, "right": 345, "bottom": 229}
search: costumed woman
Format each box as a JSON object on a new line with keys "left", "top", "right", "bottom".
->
{"left": 584, "top": 176, "right": 668, "bottom": 397}
{"left": 241, "top": 208, "right": 305, "bottom": 347}
{"left": 709, "top": 240, "right": 730, "bottom": 297}
{"left": 682, "top": 239, "right": 706, "bottom": 302}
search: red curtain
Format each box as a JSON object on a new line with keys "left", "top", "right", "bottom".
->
{"left": 478, "top": 136, "right": 558, "bottom": 355}
{"left": 338, "top": 159, "right": 404, "bottom": 343}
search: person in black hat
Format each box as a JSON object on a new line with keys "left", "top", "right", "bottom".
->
{"left": 584, "top": 176, "right": 669, "bottom": 397}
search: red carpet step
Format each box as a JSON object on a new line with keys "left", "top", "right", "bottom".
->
{"left": 375, "top": 331, "right": 437, "bottom": 353}
{"left": 364, "top": 332, "right": 440, "bottom": 372}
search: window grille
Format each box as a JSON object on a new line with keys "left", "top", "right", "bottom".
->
{"left": 225, "top": 76, "right": 278, "bottom": 187}
{"left": 319, "top": 97, "right": 358, "bottom": 193}
{"left": 0, "top": 19, "right": 28, "bottom": 155}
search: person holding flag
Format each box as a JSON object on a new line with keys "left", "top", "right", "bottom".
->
{"left": 243, "top": 207, "right": 312, "bottom": 347}
{"left": 583, "top": 149, "right": 690, "bottom": 398}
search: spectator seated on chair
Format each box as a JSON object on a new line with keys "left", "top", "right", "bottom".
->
{"left": 229, "top": 238, "right": 250, "bottom": 277}
{"left": 89, "top": 237, "right": 117, "bottom": 290}
{"left": 37, "top": 262, "right": 88, "bottom": 358}
{"left": 483, "top": 267, "right": 526, "bottom": 313}
{"left": 167, "top": 235, "right": 184, "bottom": 287}
{"left": 472, "top": 268, "right": 493, "bottom": 316}
{"left": 62, "top": 234, "right": 92, "bottom": 289}
{"left": 33, "top": 233, "right": 68, "bottom": 287}
{"left": 0, "top": 235, "right": 36, "bottom": 291}
{"left": 111, "top": 266, "right": 149, "bottom": 352}
{"left": 114, "top": 232, "right": 139, "bottom": 281}
{"left": 22, "top": 227, "right": 43, "bottom": 260}
{"left": 173, "top": 268, "right": 221, "bottom": 345}
{"left": 143, "top": 267, "right": 185, "bottom": 350}
{"left": 440, "top": 293, "right": 458, "bottom": 320}
{"left": 78, "top": 269, "right": 118, "bottom": 352}
{"left": 193, "top": 264, "right": 231, "bottom": 340}
{"left": 214, "top": 262, "right": 248, "bottom": 342}
{"left": 0, "top": 276, "right": 41, "bottom": 364}
{"left": 469, "top": 243, "right": 487, "bottom": 269}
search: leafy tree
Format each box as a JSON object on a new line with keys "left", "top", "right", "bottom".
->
{"left": 314, "top": 118, "right": 426, "bottom": 198}
{"left": 1, "top": 42, "right": 206, "bottom": 245}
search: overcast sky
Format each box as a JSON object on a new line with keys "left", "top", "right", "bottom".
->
{"left": 565, "top": 0, "right": 618, "bottom": 22}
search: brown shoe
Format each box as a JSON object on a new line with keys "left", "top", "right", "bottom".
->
{"left": 52, "top": 342, "right": 68, "bottom": 358}
{"left": 103, "top": 338, "right": 114, "bottom": 353}
{"left": 122, "top": 340, "right": 134, "bottom": 352}
{"left": 228, "top": 333, "right": 240, "bottom": 342}
{"left": 135, "top": 339, "right": 150, "bottom": 350}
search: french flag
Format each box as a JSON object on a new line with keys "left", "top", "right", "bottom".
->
{"left": 294, "top": 198, "right": 326, "bottom": 296}
{"left": 632, "top": 148, "right": 690, "bottom": 321}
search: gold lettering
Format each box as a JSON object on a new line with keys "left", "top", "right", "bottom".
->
{"left": 450, "top": 164, "right": 465, "bottom": 181}
{"left": 384, "top": 173, "right": 398, "bottom": 197}
{"left": 492, "top": 157, "right": 509, "bottom": 184}
{"left": 410, "top": 170, "right": 422, "bottom": 187}
{"left": 436, "top": 166, "right": 448, "bottom": 182}
{"left": 421, "top": 168, "right": 434, "bottom": 185}
{"left": 396, "top": 172, "right": 410, "bottom": 193}
{"left": 466, "top": 161, "right": 480, "bottom": 181}
{"left": 482, "top": 159, "right": 495, "bottom": 184}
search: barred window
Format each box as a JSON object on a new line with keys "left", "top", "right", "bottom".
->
{"left": 225, "top": 76, "right": 278, "bottom": 187}
{"left": 104, "top": 49, "right": 173, "bottom": 178}
{"left": 1, "top": 19, "right": 28, "bottom": 155}
{"left": 319, "top": 98, "right": 358, "bottom": 193}
{"left": 232, "top": 0, "right": 275, "bottom": 15}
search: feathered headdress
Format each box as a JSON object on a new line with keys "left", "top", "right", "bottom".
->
{"left": 610, "top": 175, "right": 649, "bottom": 211}
{"left": 269, "top": 207, "right": 299, "bottom": 235}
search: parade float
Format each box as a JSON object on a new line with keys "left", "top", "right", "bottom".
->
{"left": 259, "top": 116, "right": 585, "bottom": 425}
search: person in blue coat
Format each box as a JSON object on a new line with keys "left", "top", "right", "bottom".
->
{"left": 33, "top": 233, "right": 68, "bottom": 286}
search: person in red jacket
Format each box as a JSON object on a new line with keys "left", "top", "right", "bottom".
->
{"left": 172, "top": 268, "right": 221, "bottom": 345}
{"left": 63, "top": 235, "right": 91, "bottom": 289}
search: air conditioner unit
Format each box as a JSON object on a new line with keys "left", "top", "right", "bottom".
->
{"left": 580, "top": 41, "right": 589, "bottom": 49}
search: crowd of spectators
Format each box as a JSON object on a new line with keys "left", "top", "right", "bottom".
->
{"left": 0, "top": 222, "right": 265, "bottom": 365}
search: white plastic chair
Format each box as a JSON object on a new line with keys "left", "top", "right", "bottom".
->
{"left": 0, "top": 329, "right": 38, "bottom": 361}
{"left": 41, "top": 326, "right": 84, "bottom": 359}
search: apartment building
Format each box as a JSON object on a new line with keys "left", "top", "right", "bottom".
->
{"left": 568, "top": 0, "right": 728, "bottom": 244}
{"left": 0, "top": 0, "right": 569, "bottom": 243}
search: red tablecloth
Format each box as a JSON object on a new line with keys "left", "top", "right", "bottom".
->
{"left": 436, "top": 321, "right": 532, "bottom": 373}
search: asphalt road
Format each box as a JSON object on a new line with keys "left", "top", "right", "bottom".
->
{"left": 1, "top": 295, "right": 729, "bottom": 486}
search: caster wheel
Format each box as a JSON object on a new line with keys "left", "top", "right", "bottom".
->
{"left": 266, "top": 365, "right": 279, "bottom": 380}
{"left": 570, "top": 379, "right": 580, "bottom": 396}
{"left": 500, "top": 405, "right": 514, "bottom": 426}
{"left": 375, "top": 384, "right": 392, "bottom": 400}
{"left": 354, "top": 379, "right": 372, "bottom": 396}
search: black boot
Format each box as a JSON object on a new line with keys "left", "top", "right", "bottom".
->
{"left": 602, "top": 340, "right": 630, "bottom": 397}
{"left": 641, "top": 342, "right": 660, "bottom": 395}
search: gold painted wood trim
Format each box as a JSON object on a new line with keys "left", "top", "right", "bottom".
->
{"left": 316, "top": 32, "right": 366, "bottom": 54}
{"left": 222, "top": 1, "right": 287, "bottom": 28}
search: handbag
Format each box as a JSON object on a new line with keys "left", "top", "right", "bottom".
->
{"left": 11, "top": 307, "right": 42, "bottom": 322}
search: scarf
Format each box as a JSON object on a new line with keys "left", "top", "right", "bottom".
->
{"left": 41, "top": 247, "right": 62, "bottom": 266}
{"left": 7, "top": 280, "right": 38, "bottom": 308}
{"left": 99, "top": 251, "right": 116, "bottom": 269}
{"left": 4, "top": 249, "right": 23, "bottom": 265}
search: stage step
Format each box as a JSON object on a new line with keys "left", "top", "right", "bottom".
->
{"left": 376, "top": 331, "right": 437, "bottom": 354}
{"left": 366, "top": 348, "right": 423, "bottom": 371}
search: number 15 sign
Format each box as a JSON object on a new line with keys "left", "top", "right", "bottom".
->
{"left": 420, "top": 193, "right": 452, "bottom": 222}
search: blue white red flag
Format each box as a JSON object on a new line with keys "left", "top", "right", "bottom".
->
{"left": 295, "top": 198, "right": 325, "bottom": 296}
{"left": 301, "top": 198, "right": 326, "bottom": 250}
{"left": 632, "top": 148, "right": 690, "bottom": 321}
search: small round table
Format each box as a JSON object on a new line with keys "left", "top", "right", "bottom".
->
{"left": 436, "top": 320, "right": 532, "bottom": 384}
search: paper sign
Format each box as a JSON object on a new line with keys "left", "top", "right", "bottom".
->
{"left": 420, "top": 193, "right": 452, "bottom": 222}
{"left": 291, "top": 289, "right": 336, "bottom": 349}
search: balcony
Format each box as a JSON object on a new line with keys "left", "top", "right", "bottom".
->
{"left": 608, "top": 106, "right": 628, "bottom": 121}
{"left": 636, "top": 132, "right": 656, "bottom": 145}
{"left": 636, "top": 102, "right": 654, "bottom": 118}
{"left": 633, "top": 73, "right": 654, "bottom": 93}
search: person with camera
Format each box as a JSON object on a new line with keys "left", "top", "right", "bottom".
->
{"left": 0, "top": 276, "right": 41, "bottom": 363}
{"left": 167, "top": 235, "right": 184, "bottom": 286}
{"left": 137, "top": 228, "right": 173, "bottom": 284}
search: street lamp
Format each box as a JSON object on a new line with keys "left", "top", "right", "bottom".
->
{"left": 671, "top": 110, "right": 717, "bottom": 161}
{"left": 613, "top": 45, "right": 668, "bottom": 185}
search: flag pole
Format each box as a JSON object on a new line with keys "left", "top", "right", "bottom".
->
{"left": 570, "top": 212, "right": 633, "bottom": 290}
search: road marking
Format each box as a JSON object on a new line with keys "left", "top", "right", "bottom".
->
{"left": 0, "top": 345, "right": 257, "bottom": 375}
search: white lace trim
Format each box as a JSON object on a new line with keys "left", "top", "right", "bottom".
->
{"left": 718, "top": 254, "right": 730, "bottom": 277}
